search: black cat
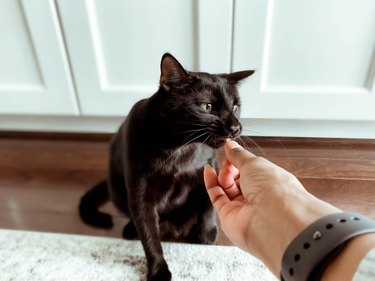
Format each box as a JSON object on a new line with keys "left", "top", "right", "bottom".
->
{"left": 79, "top": 53, "right": 254, "bottom": 281}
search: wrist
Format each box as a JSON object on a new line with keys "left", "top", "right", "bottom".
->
{"left": 247, "top": 186, "right": 340, "bottom": 276}
{"left": 321, "top": 233, "right": 375, "bottom": 281}
{"left": 286, "top": 192, "right": 342, "bottom": 245}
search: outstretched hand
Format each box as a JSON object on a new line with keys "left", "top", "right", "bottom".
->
{"left": 204, "top": 141, "right": 371, "bottom": 281}
{"left": 204, "top": 143, "right": 255, "bottom": 252}
{"left": 204, "top": 140, "right": 306, "bottom": 256}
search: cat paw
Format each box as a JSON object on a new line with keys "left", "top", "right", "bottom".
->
{"left": 122, "top": 222, "right": 138, "bottom": 240}
{"left": 147, "top": 267, "right": 172, "bottom": 281}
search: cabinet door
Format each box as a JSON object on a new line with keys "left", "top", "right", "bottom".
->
{"left": 233, "top": 0, "right": 375, "bottom": 121}
{"left": 58, "top": 0, "right": 233, "bottom": 116}
{"left": 0, "top": 0, "right": 77, "bottom": 115}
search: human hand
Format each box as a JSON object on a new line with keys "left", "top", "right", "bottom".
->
{"left": 204, "top": 141, "right": 304, "bottom": 252}
{"left": 204, "top": 141, "right": 339, "bottom": 274}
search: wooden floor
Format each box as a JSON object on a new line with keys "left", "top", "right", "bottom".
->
{"left": 0, "top": 132, "right": 374, "bottom": 246}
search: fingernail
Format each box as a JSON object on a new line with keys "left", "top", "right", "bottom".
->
{"left": 225, "top": 140, "right": 241, "bottom": 150}
{"left": 204, "top": 164, "right": 212, "bottom": 169}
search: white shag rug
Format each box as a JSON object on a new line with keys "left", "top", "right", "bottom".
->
{"left": 0, "top": 229, "right": 277, "bottom": 281}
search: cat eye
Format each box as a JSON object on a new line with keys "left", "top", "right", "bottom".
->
{"left": 200, "top": 103, "right": 212, "bottom": 112}
{"left": 233, "top": 105, "right": 239, "bottom": 112}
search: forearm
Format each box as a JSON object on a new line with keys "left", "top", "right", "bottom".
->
{"left": 248, "top": 188, "right": 375, "bottom": 280}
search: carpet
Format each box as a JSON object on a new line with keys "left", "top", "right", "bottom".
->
{"left": 0, "top": 229, "right": 277, "bottom": 281}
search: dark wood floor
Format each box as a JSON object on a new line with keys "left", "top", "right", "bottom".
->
{"left": 0, "top": 132, "right": 374, "bottom": 246}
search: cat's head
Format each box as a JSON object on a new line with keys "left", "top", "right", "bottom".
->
{"left": 158, "top": 53, "right": 254, "bottom": 148}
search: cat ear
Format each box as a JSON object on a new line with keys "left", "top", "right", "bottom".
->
{"left": 226, "top": 70, "right": 255, "bottom": 85}
{"left": 160, "top": 53, "right": 190, "bottom": 91}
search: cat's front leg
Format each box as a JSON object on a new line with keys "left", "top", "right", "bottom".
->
{"left": 128, "top": 188, "right": 171, "bottom": 281}
{"left": 200, "top": 206, "right": 218, "bottom": 244}
{"left": 188, "top": 182, "right": 218, "bottom": 244}
{"left": 188, "top": 205, "right": 217, "bottom": 244}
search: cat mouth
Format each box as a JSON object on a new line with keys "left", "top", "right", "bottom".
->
{"left": 208, "top": 134, "right": 241, "bottom": 148}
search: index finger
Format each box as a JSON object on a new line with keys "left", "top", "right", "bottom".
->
{"left": 203, "top": 164, "right": 230, "bottom": 213}
{"left": 224, "top": 141, "right": 257, "bottom": 169}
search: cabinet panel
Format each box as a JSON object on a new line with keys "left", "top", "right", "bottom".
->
{"left": 233, "top": 0, "right": 375, "bottom": 120}
{"left": 0, "top": 0, "right": 77, "bottom": 115}
{"left": 266, "top": 0, "right": 374, "bottom": 89}
{"left": 92, "top": 1, "right": 195, "bottom": 86}
{"left": 58, "top": 0, "right": 233, "bottom": 116}
{"left": 0, "top": 0, "right": 42, "bottom": 87}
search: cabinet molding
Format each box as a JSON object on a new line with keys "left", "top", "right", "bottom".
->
{"left": 1, "top": 116, "right": 375, "bottom": 139}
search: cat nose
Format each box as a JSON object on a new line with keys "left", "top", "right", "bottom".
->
{"left": 229, "top": 125, "right": 241, "bottom": 138}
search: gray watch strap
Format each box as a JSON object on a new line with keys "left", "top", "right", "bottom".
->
{"left": 281, "top": 212, "right": 375, "bottom": 281}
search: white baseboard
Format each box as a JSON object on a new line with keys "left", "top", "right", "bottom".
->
{"left": 241, "top": 118, "right": 375, "bottom": 139}
{"left": 1, "top": 115, "right": 375, "bottom": 139}
{"left": 0, "top": 115, "right": 124, "bottom": 133}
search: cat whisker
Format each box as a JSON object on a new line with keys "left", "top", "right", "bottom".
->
{"left": 171, "top": 127, "right": 207, "bottom": 137}
{"left": 238, "top": 136, "right": 267, "bottom": 158}
{"left": 165, "top": 131, "right": 210, "bottom": 162}
{"left": 202, "top": 132, "right": 213, "bottom": 147}
{"left": 240, "top": 118, "right": 273, "bottom": 125}
{"left": 237, "top": 137, "right": 254, "bottom": 154}
{"left": 181, "top": 129, "right": 208, "bottom": 144}
{"left": 168, "top": 132, "right": 209, "bottom": 161}
{"left": 241, "top": 128, "right": 290, "bottom": 160}
{"left": 183, "top": 131, "right": 210, "bottom": 148}
{"left": 244, "top": 129, "right": 289, "bottom": 157}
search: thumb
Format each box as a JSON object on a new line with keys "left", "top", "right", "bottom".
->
{"left": 224, "top": 140, "right": 257, "bottom": 169}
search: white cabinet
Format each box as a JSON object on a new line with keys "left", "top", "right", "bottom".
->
{"left": 1, "top": 0, "right": 375, "bottom": 137}
{"left": 0, "top": 0, "right": 77, "bottom": 115}
{"left": 57, "top": 0, "right": 233, "bottom": 116}
{"left": 232, "top": 0, "right": 375, "bottom": 121}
